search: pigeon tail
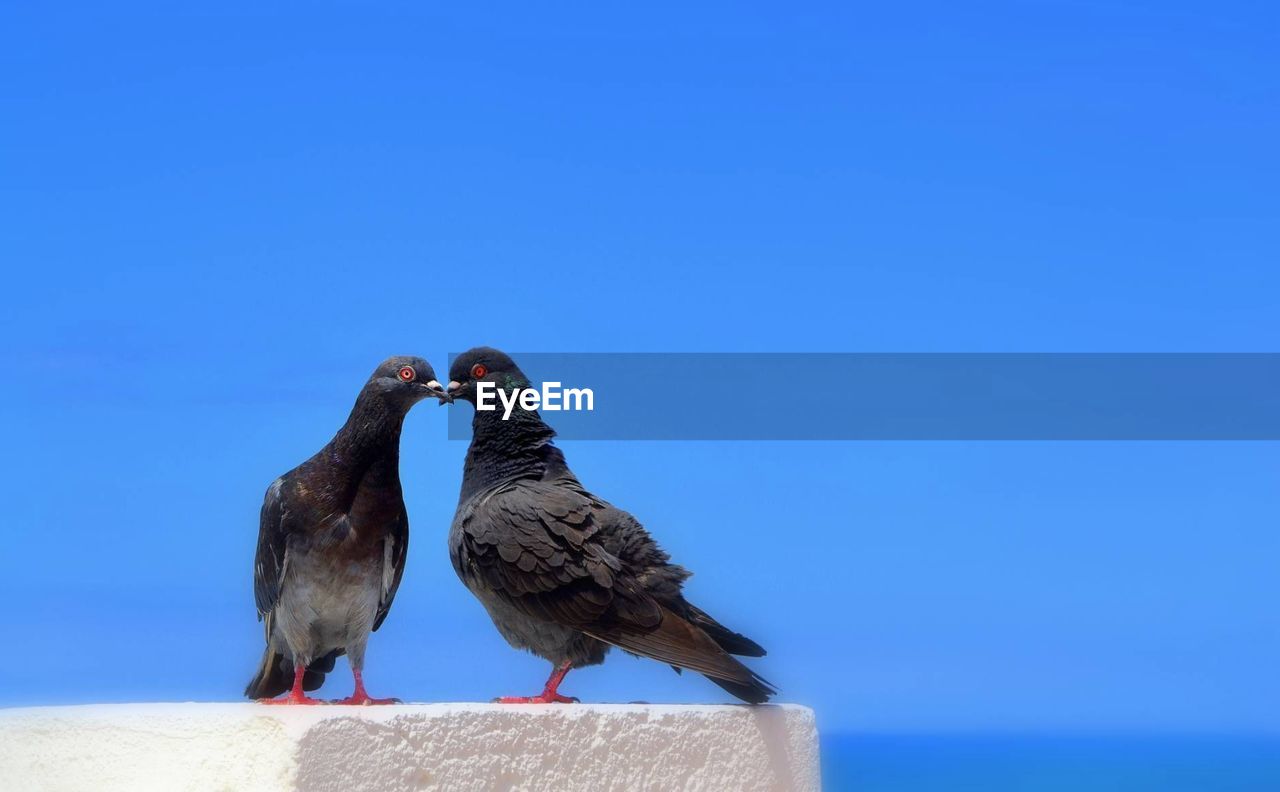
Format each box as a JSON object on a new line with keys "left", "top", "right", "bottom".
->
{"left": 591, "top": 606, "right": 776, "bottom": 704}
{"left": 684, "top": 602, "right": 767, "bottom": 658}
{"left": 705, "top": 670, "right": 777, "bottom": 705}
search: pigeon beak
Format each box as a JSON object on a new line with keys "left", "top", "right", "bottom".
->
{"left": 423, "top": 380, "right": 452, "bottom": 404}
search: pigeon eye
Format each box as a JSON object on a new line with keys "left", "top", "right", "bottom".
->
{"left": 471, "top": 364, "right": 488, "bottom": 379}
{"left": 397, "top": 366, "right": 416, "bottom": 382}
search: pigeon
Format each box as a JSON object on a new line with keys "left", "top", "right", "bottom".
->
{"left": 445, "top": 347, "right": 774, "bottom": 704}
{"left": 245, "top": 356, "right": 448, "bottom": 705}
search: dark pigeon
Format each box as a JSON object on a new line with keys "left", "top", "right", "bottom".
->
{"left": 245, "top": 356, "right": 448, "bottom": 704}
{"left": 445, "top": 347, "right": 774, "bottom": 704}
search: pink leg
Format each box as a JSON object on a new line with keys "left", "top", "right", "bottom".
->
{"left": 332, "top": 668, "right": 400, "bottom": 706}
{"left": 259, "top": 664, "right": 324, "bottom": 705}
{"left": 495, "top": 662, "right": 579, "bottom": 704}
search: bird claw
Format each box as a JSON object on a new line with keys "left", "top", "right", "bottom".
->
{"left": 331, "top": 695, "right": 400, "bottom": 705}
{"left": 493, "top": 693, "right": 579, "bottom": 704}
{"left": 258, "top": 694, "right": 325, "bottom": 706}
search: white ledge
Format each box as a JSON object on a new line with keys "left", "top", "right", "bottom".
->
{"left": 0, "top": 703, "right": 820, "bottom": 792}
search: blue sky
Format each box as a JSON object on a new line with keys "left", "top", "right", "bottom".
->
{"left": 1, "top": 2, "right": 1277, "bottom": 736}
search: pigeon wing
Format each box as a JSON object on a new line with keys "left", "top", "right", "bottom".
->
{"left": 457, "top": 482, "right": 771, "bottom": 696}
{"left": 373, "top": 507, "right": 408, "bottom": 631}
{"left": 252, "top": 477, "right": 290, "bottom": 621}
{"left": 455, "top": 482, "right": 662, "bottom": 632}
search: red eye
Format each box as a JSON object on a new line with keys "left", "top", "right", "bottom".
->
{"left": 397, "top": 366, "right": 416, "bottom": 382}
{"left": 471, "top": 364, "right": 488, "bottom": 379}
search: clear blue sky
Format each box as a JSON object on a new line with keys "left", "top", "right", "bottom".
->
{"left": 1, "top": 2, "right": 1277, "bottom": 737}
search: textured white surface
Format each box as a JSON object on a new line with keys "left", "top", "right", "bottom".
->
{"left": 0, "top": 703, "right": 820, "bottom": 792}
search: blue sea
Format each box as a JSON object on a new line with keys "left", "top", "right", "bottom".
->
{"left": 820, "top": 734, "right": 1280, "bottom": 791}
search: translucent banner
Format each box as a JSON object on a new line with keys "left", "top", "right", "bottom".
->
{"left": 445, "top": 353, "right": 1280, "bottom": 441}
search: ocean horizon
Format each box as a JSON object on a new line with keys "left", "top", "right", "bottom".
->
{"left": 821, "top": 732, "right": 1280, "bottom": 791}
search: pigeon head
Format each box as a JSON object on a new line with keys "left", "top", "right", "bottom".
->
{"left": 368, "top": 355, "right": 450, "bottom": 407}
{"left": 446, "top": 347, "right": 529, "bottom": 404}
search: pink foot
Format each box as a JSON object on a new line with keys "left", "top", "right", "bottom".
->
{"left": 331, "top": 693, "right": 400, "bottom": 706}
{"left": 331, "top": 669, "right": 398, "bottom": 705}
{"left": 258, "top": 692, "right": 324, "bottom": 705}
{"left": 494, "top": 662, "right": 578, "bottom": 704}
{"left": 494, "top": 693, "right": 579, "bottom": 704}
{"left": 258, "top": 664, "right": 324, "bottom": 704}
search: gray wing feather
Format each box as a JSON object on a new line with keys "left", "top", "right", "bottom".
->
{"left": 373, "top": 509, "right": 408, "bottom": 631}
{"left": 252, "top": 478, "right": 289, "bottom": 621}
{"left": 455, "top": 481, "right": 761, "bottom": 687}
